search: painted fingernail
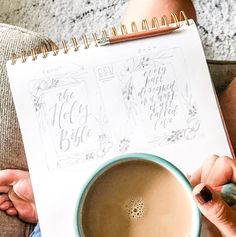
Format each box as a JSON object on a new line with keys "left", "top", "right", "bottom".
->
{"left": 195, "top": 186, "right": 213, "bottom": 204}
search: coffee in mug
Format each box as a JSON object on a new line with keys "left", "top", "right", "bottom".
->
{"left": 76, "top": 155, "right": 200, "bottom": 237}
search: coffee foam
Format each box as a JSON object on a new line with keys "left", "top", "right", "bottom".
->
{"left": 124, "top": 197, "right": 144, "bottom": 220}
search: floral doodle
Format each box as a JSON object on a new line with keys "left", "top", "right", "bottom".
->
{"left": 119, "top": 56, "right": 152, "bottom": 122}
{"left": 119, "top": 138, "right": 131, "bottom": 153}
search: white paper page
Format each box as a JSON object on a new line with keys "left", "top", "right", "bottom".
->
{"left": 7, "top": 21, "right": 232, "bottom": 237}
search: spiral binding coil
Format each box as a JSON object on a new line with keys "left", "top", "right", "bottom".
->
{"left": 11, "top": 11, "right": 190, "bottom": 65}
{"left": 51, "top": 42, "right": 59, "bottom": 55}
{"left": 112, "top": 27, "right": 118, "bottom": 36}
{"left": 131, "top": 22, "right": 138, "bottom": 33}
{"left": 92, "top": 33, "right": 98, "bottom": 47}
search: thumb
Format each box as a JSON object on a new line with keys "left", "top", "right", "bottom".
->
{"left": 193, "top": 184, "right": 236, "bottom": 237}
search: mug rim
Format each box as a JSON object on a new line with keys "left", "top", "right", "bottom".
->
{"left": 74, "top": 153, "right": 201, "bottom": 237}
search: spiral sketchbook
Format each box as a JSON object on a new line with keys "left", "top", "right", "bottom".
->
{"left": 7, "top": 12, "right": 233, "bottom": 237}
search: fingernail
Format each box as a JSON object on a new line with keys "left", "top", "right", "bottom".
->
{"left": 195, "top": 186, "right": 213, "bottom": 205}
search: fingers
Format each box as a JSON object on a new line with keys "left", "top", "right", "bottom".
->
{"left": 191, "top": 155, "right": 236, "bottom": 187}
{"left": 0, "top": 194, "right": 12, "bottom": 210}
{"left": 0, "top": 194, "right": 9, "bottom": 204}
{"left": 0, "top": 186, "right": 11, "bottom": 193}
{"left": 193, "top": 184, "right": 236, "bottom": 237}
{"left": 0, "top": 169, "right": 22, "bottom": 186}
{"left": 190, "top": 154, "right": 219, "bottom": 187}
{"left": 13, "top": 178, "right": 35, "bottom": 202}
{"left": 0, "top": 169, "right": 30, "bottom": 195}
{"left": 0, "top": 194, "right": 17, "bottom": 216}
{"left": 0, "top": 194, "right": 15, "bottom": 213}
{"left": 6, "top": 207, "right": 18, "bottom": 216}
{"left": 200, "top": 155, "right": 219, "bottom": 183}
{"left": 0, "top": 200, "right": 13, "bottom": 210}
{"left": 0, "top": 170, "right": 20, "bottom": 196}
{"left": 8, "top": 189, "right": 38, "bottom": 223}
{"left": 206, "top": 156, "right": 236, "bottom": 186}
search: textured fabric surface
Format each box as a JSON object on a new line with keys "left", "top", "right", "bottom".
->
{"left": 0, "top": 23, "right": 52, "bottom": 237}
{"left": 208, "top": 61, "right": 236, "bottom": 93}
{"left": 0, "top": 0, "right": 235, "bottom": 60}
{"left": 29, "top": 224, "right": 41, "bottom": 237}
{"left": 0, "top": 219, "right": 35, "bottom": 237}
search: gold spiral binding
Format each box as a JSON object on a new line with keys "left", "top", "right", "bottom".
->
{"left": 179, "top": 10, "right": 190, "bottom": 25}
{"left": 120, "top": 24, "right": 128, "bottom": 35}
{"left": 141, "top": 19, "right": 149, "bottom": 31}
{"left": 111, "top": 27, "right": 118, "bottom": 36}
{"left": 51, "top": 43, "right": 59, "bottom": 56}
{"left": 11, "top": 53, "right": 16, "bottom": 65}
{"left": 41, "top": 45, "right": 48, "bottom": 58}
{"left": 10, "top": 11, "right": 189, "bottom": 64}
{"left": 21, "top": 51, "right": 27, "bottom": 63}
{"left": 62, "top": 40, "right": 69, "bottom": 54}
{"left": 72, "top": 37, "right": 79, "bottom": 51}
{"left": 92, "top": 33, "right": 99, "bottom": 46}
{"left": 82, "top": 34, "right": 89, "bottom": 49}
{"left": 131, "top": 22, "right": 138, "bottom": 32}
{"left": 102, "top": 31, "right": 108, "bottom": 41}
{"left": 161, "top": 15, "right": 169, "bottom": 26}
{"left": 151, "top": 17, "right": 159, "bottom": 28}
{"left": 171, "top": 13, "right": 180, "bottom": 28}
{"left": 31, "top": 48, "right": 37, "bottom": 61}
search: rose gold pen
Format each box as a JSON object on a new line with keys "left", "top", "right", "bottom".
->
{"left": 98, "top": 26, "right": 179, "bottom": 46}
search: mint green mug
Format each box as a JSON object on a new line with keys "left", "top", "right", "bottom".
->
{"left": 75, "top": 153, "right": 201, "bottom": 237}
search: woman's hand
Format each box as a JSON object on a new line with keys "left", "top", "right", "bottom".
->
{"left": 190, "top": 155, "right": 236, "bottom": 237}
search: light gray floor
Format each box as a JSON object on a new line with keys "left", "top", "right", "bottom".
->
{"left": 0, "top": 0, "right": 235, "bottom": 60}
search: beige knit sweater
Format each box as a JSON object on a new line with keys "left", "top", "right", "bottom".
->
{"left": 0, "top": 23, "right": 52, "bottom": 237}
